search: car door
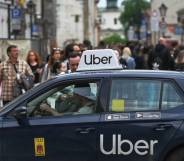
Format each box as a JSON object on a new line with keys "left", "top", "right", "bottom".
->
{"left": 2, "top": 79, "right": 102, "bottom": 161}
{"left": 97, "top": 78, "right": 184, "bottom": 161}
{"left": 2, "top": 115, "right": 100, "bottom": 161}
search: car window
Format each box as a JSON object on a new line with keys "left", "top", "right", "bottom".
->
{"left": 27, "top": 81, "right": 99, "bottom": 117}
{"left": 162, "top": 82, "right": 184, "bottom": 110}
{"left": 109, "top": 79, "right": 161, "bottom": 112}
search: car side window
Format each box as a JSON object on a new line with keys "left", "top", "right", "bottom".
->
{"left": 109, "top": 79, "right": 161, "bottom": 112}
{"left": 162, "top": 82, "right": 184, "bottom": 110}
{"left": 27, "top": 81, "right": 99, "bottom": 117}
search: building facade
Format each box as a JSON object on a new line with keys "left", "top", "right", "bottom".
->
{"left": 0, "top": 0, "right": 9, "bottom": 39}
{"left": 56, "top": 0, "right": 99, "bottom": 48}
{"left": 0, "top": 0, "right": 100, "bottom": 56}
{"left": 99, "top": 0, "right": 124, "bottom": 40}
{"left": 86, "top": 0, "right": 100, "bottom": 47}
{"left": 0, "top": 0, "right": 57, "bottom": 61}
{"left": 56, "top": 0, "right": 84, "bottom": 47}
{"left": 151, "top": 0, "right": 184, "bottom": 44}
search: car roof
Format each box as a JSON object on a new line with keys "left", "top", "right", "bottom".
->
{"left": 56, "top": 70, "right": 184, "bottom": 80}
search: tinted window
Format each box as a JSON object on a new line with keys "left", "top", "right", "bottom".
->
{"left": 162, "top": 82, "right": 184, "bottom": 110}
{"left": 27, "top": 81, "right": 99, "bottom": 117}
{"left": 109, "top": 79, "right": 161, "bottom": 112}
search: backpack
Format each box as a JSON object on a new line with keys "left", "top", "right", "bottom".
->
{"left": 152, "top": 56, "right": 162, "bottom": 70}
{"left": 119, "top": 58, "right": 127, "bottom": 69}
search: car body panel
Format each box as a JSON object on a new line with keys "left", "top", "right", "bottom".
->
{"left": 2, "top": 115, "right": 100, "bottom": 161}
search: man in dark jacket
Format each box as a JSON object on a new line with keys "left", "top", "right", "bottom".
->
{"left": 148, "top": 37, "right": 175, "bottom": 70}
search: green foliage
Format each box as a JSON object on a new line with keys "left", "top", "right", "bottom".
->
{"left": 102, "top": 34, "right": 127, "bottom": 44}
{"left": 119, "top": 0, "right": 150, "bottom": 37}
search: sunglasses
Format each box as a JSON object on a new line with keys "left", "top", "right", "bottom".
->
{"left": 53, "top": 48, "right": 61, "bottom": 51}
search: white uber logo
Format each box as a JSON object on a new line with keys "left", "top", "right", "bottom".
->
{"left": 77, "top": 49, "right": 122, "bottom": 71}
{"left": 100, "top": 134, "right": 158, "bottom": 156}
{"left": 84, "top": 54, "right": 112, "bottom": 65}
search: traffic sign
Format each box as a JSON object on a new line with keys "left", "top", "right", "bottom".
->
{"left": 11, "top": 7, "right": 22, "bottom": 31}
{"left": 160, "top": 21, "right": 167, "bottom": 34}
{"left": 12, "top": 8, "right": 22, "bottom": 19}
{"left": 128, "top": 26, "right": 134, "bottom": 41}
{"left": 32, "top": 24, "right": 39, "bottom": 36}
{"left": 151, "top": 16, "right": 159, "bottom": 32}
{"left": 150, "top": 10, "right": 159, "bottom": 32}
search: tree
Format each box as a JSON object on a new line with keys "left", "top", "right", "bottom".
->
{"left": 119, "top": 0, "right": 150, "bottom": 40}
{"left": 102, "top": 34, "right": 127, "bottom": 45}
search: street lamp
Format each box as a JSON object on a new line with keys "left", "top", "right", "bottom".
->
{"left": 26, "top": 0, "right": 36, "bottom": 39}
{"left": 159, "top": 3, "right": 167, "bottom": 37}
{"left": 3, "top": 0, "right": 13, "bottom": 39}
{"left": 177, "top": 9, "right": 184, "bottom": 45}
{"left": 180, "top": 18, "right": 184, "bottom": 45}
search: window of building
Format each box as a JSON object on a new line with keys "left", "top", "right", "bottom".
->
{"left": 75, "top": 15, "right": 79, "bottom": 23}
{"left": 114, "top": 18, "right": 117, "bottom": 25}
{"left": 102, "top": 18, "right": 106, "bottom": 25}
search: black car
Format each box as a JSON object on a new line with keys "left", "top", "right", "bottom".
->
{"left": 1, "top": 49, "right": 184, "bottom": 161}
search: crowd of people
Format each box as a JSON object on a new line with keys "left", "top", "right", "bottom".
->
{"left": 0, "top": 37, "right": 184, "bottom": 106}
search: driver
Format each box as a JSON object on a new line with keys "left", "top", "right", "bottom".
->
{"left": 39, "top": 84, "right": 95, "bottom": 116}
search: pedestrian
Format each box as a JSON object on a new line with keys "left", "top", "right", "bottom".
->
{"left": 50, "top": 61, "right": 68, "bottom": 75}
{"left": 0, "top": 45, "right": 33, "bottom": 105}
{"left": 0, "top": 82, "right": 2, "bottom": 108}
{"left": 59, "top": 62, "right": 67, "bottom": 74}
{"left": 26, "top": 50, "right": 43, "bottom": 84}
{"left": 149, "top": 37, "right": 175, "bottom": 70}
{"left": 83, "top": 39, "right": 92, "bottom": 50}
{"left": 68, "top": 51, "right": 81, "bottom": 73}
{"left": 0, "top": 59, "right": 2, "bottom": 107}
{"left": 73, "top": 44, "right": 81, "bottom": 53}
{"left": 175, "top": 50, "right": 184, "bottom": 71}
{"left": 134, "top": 46, "right": 145, "bottom": 69}
{"left": 41, "top": 48, "right": 62, "bottom": 82}
{"left": 122, "top": 47, "right": 136, "bottom": 69}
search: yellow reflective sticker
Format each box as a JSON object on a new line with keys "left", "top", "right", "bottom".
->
{"left": 34, "top": 138, "right": 45, "bottom": 157}
{"left": 112, "top": 99, "right": 125, "bottom": 112}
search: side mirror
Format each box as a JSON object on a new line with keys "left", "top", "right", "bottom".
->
{"left": 14, "top": 106, "right": 28, "bottom": 125}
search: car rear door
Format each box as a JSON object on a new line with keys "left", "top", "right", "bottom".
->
{"left": 97, "top": 78, "right": 184, "bottom": 161}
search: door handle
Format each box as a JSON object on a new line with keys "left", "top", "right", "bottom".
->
{"left": 154, "top": 124, "right": 173, "bottom": 131}
{"left": 75, "top": 127, "right": 96, "bottom": 134}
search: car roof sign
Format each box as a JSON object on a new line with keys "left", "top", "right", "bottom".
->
{"left": 77, "top": 49, "right": 122, "bottom": 71}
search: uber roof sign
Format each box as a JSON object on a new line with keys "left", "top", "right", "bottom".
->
{"left": 77, "top": 49, "right": 122, "bottom": 71}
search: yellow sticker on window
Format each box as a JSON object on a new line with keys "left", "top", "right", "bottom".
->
{"left": 34, "top": 138, "right": 45, "bottom": 157}
{"left": 112, "top": 99, "right": 125, "bottom": 112}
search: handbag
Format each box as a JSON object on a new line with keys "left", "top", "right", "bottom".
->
{"left": 13, "top": 64, "right": 34, "bottom": 92}
{"left": 21, "top": 74, "right": 34, "bottom": 90}
{"left": 12, "top": 79, "right": 23, "bottom": 98}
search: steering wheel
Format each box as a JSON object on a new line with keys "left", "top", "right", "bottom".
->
{"left": 29, "top": 102, "right": 52, "bottom": 117}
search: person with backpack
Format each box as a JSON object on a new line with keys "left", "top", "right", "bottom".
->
{"left": 149, "top": 37, "right": 175, "bottom": 70}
